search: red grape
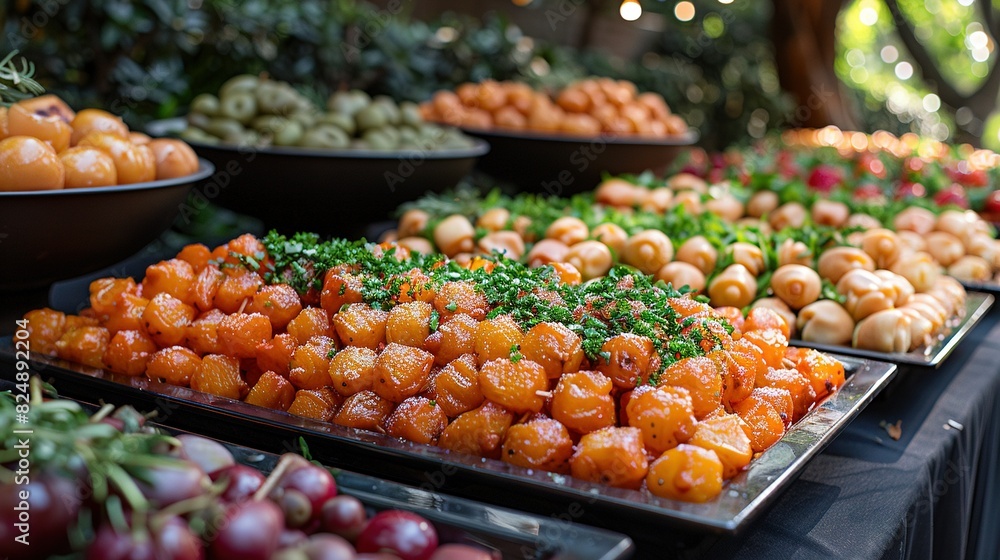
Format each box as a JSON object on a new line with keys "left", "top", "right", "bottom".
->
{"left": 0, "top": 474, "right": 79, "bottom": 559}
{"left": 321, "top": 495, "right": 368, "bottom": 541}
{"left": 86, "top": 524, "right": 156, "bottom": 560}
{"left": 274, "top": 465, "right": 337, "bottom": 521}
{"left": 281, "top": 488, "right": 314, "bottom": 528}
{"left": 137, "top": 460, "right": 209, "bottom": 507}
{"left": 356, "top": 510, "right": 438, "bottom": 560}
{"left": 210, "top": 500, "right": 285, "bottom": 560}
{"left": 304, "top": 533, "right": 357, "bottom": 560}
{"left": 211, "top": 464, "right": 265, "bottom": 503}
{"left": 152, "top": 515, "right": 205, "bottom": 560}
{"left": 429, "top": 544, "right": 499, "bottom": 560}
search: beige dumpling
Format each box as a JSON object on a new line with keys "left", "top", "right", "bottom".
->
{"left": 889, "top": 252, "right": 941, "bottom": 293}
{"left": 846, "top": 214, "right": 881, "bottom": 229}
{"left": 769, "top": 202, "right": 807, "bottom": 231}
{"left": 476, "top": 208, "right": 511, "bottom": 232}
{"left": 777, "top": 238, "right": 813, "bottom": 267}
{"left": 900, "top": 301, "right": 945, "bottom": 332}
{"left": 935, "top": 209, "right": 980, "bottom": 243}
{"left": 398, "top": 209, "right": 429, "bottom": 238}
{"left": 770, "top": 264, "right": 821, "bottom": 310}
{"left": 873, "top": 270, "right": 915, "bottom": 307}
{"left": 675, "top": 236, "right": 718, "bottom": 275}
{"left": 595, "top": 178, "right": 645, "bottom": 208}
{"left": 948, "top": 255, "right": 992, "bottom": 283}
{"left": 526, "top": 239, "right": 570, "bottom": 268}
{"left": 861, "top": 229, "right": 903, "bottom": 269}
{"left": 818, "top": 246, "right": 876, "bottom": 283}
{"left": 666, "top": 172, "right": 708, "bottom": 193}
{"left": 590, "top": 223, "right": 628, "bottom": 256}
{"left": 546, "top": 216, "right": 590, "bottom": 246}
{"left": 672, "top": 190, "right": 703, "bottom": 214}
{"left": 706, "top": 193, "right": 745, "bottom": 222}
{"left": 708, "top": 264, "right": 758, "bottom": 309}
{"left": 656, "top": 261, "right": 707, "bottom": 294}
{"left": 477, "top": 231, "right": 526, "bottom": 260}
{"left": 727, "top": 242, "right": 766, "bottom": 276}
{"left": 797, "top": 300, "right": 854, "bottom": 346}
{"left": 853, "top": 309, "right": 912, "bottom": 353}
{"left": 924, "top": 231, "right": 966, "bottom": 267}
{"left": 897, "top": 230, "right": 927, "bottom": 253}
{"left": 811, "top": 199, "right": 850, "bottom": 227}
{"left": 639, "top": 187, "right": 674, "bottom": 214}
{"left": 621, "top": 230, "right": 674, "bottom": 275}
{"left": 893, "top": 206, "right": 936, "bottom": 235}
{"left": 565, "top": 240, "right": 614, "bottom": 281}
{"left": 747, "top": 190, "right": 779, "bottom": 218}
{"left": 434, "top": 214, "right": 476, "bottom": 257}
{"left": 396, "top": 236, "right": 434, "bottom": 255}
{"left": 897, "top": 307, "right": 934, "bottom": 351}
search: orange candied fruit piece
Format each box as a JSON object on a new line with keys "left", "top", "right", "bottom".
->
{"left": 245, "top": 370, "right": 296, "bottom": 411}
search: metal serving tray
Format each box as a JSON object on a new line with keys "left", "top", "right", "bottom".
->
{"left": 791, "top": 291, "right": 993, "bottom": 367}
{"left": 0, "top": 345, "right": 895, "bottom": 535}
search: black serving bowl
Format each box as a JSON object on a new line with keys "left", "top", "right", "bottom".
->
{"left": 460, "top": 127, "right": 698, "bottom": 195}
{"left": 148, "top": 119, "right": 489, "bottom": 237}
{"left": 0, "top": 160, "right": 214, "bottom": 291}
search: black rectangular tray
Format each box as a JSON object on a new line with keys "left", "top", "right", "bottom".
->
{"left": 0, "top": 342, "right": 896, "bottom": 535}
{"left": 790, "top": 291, "right": 993, "bottom": 367}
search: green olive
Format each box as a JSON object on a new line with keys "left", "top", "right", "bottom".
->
{"left": 363, "top": 128, "right": 397, "bottom": 150}
{"left": 355, "top": 105, "right": 388, "bottom": 132}
{"left": 350, "top": 139, "right": 370, "bottom": 150}
{"left": 179, "top": 127, "right": 220, "bottom": 144}
{"left": 400, "top": 101, "right": 422, "bottom": 127}
{"left": 251, "top": 115, "right": 283, "bottom": 133}
{"left": 289, "top": 110, "right": 318, "bottom": 129}
{"left": 317, "top": 112, "right": 356, "bottom": 136}
{"left": 223, "top": 129, "right": 263, "bottom": 146}
{"left": 272, "top": 119, "right": 305, "bottom": 146}
{"left": 219, "top": 74, "right": 260, "bottom": 99}
{"left": 191, "top": 94, "right": 221, "bottom": 117}
{"left": 373, "top": 96, "right": 401, "bottom": 125}
{"left": 205, "top": 118, "right": 245, "bottom": 139}
{"left": 374, "top": 126, "right": 401, "bottom": 146}
{"left": 300, "top": 125, "right": 350, "bottom": 149}
{"left": 398, "top": 126, "right": 418, "bottom": 144}
{"left": 219, "top": 91, "right": 258, "bottom": 124}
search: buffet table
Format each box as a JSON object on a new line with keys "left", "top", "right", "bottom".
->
{"left": 5, "top": 237, "right": 1000, "bottom": 560}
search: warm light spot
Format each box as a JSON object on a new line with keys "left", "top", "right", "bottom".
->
{"left": 968, "top": 30, "right": 989, "bottom": 49}
{"left": 620, "top": 0, "right": 642, "bottom": 21}
{"left": 675, "top": 1, "right": 696, "bottom": 21}
{"left": 859, "top": 7, "right": 878, "bottom": 26}
{"left": 511, "top": 0, "right": 533, "bottom": 5}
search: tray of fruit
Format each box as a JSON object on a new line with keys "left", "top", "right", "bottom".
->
{"left": 388, "top": 177, "right": 995, "bottom": 366}
{"left": 146, "top": 75, "right": 489, "bottom": 236}
{"left": 0, "top": 380, "right": 634, "bottom": 559}
{"left": 420, "top": 79, "right": 697, "bottom": 193}
{"left": 0, "top": 88, "right": 213, "bottom": 290}
{"left": 2, "top": 232, "right": 897, "bottom": 532}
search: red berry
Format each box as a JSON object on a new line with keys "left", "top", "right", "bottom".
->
{"left": 983, "top": 190, "right": 1000, "bottom": 214}
{"left": 807, "top": 165, "right": 841, "bottom": 193}
{"left": 934, "top": 184, "right": 969, "bottom": 208}
{"left": 356, "top": 510, "right": 439, "bottom": 560}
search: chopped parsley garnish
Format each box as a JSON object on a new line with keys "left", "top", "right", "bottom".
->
{"left": 255, "top": 230, "right": 731, "bottom": 379}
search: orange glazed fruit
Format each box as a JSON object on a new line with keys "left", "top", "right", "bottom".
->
{"left": 0, "top": 136, "right": 64, "bottom": 190}
{"left": 147, "top": 138, "right": 199, "bottom": 179}
{"left": 60, "top": 146, "right": 118, "bottom": 188}
{"left": 78, "top": 132, "right": 156, "bottom": 184}
{"left": 501, "top": 416, "right": 574, "bottom": 473}
{"left": 70, "top": 108, "right": 129, "bottom": 146}
{"left": 646, "top": 444, "right": 724, "bottom": 503}
{"left": 7, "top": 101, "right": 72, "bottom": 153}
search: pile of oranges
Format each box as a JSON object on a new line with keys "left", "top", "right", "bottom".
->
{"left": 421, "top": 78, "right": 688, "bottom": 138}
{"left": 0, "top": 95, "right": 200, "bottom": 191}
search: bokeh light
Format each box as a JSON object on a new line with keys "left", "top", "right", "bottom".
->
{"left": 620, "top": 0, "right": 642, "bottom": 21}
{"left": 675, "top": 1, "right": 696, "bottom": 22}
